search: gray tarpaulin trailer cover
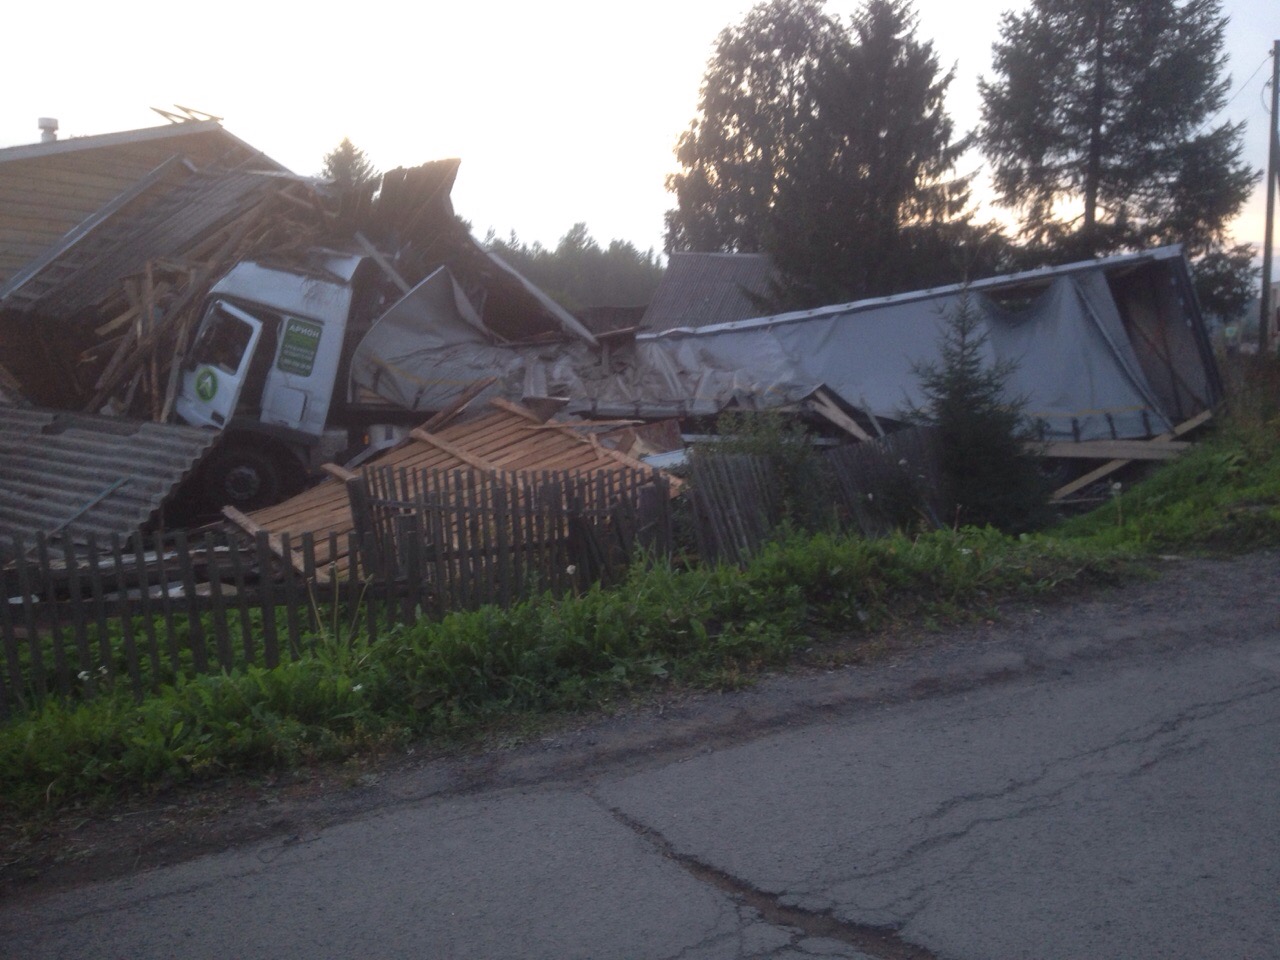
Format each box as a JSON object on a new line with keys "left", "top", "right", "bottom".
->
{"left": 351, "top": 246, "right": 1221, "bottom": 442}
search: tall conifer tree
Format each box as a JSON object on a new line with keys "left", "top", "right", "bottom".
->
{"left": 666, "top": 0, "right": 989, "bottom": 308}
{"left": 979, "top": 0, "right": 1257, "bottom": 314}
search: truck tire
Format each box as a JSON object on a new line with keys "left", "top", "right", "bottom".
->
{"left": 201, "top": 444, "right": 285, "bottom": 512}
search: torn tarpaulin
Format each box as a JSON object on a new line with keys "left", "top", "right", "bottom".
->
{"left": 351, "top": 246, "right": 1220, "bottom": 442}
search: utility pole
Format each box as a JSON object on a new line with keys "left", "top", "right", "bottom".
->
{"left": 1261, "top": 40, "right": 1279, "bottom": 353}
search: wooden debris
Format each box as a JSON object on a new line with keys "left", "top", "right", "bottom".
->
{"left": 806, "top": 388, "right": 873, "bottom": 442}
{"left": 1036, "top": 440, "right": 1191, "bottom": 461}
{"left": 1050, "top": 410, "right": 1214, "bottom": 501}
{"left": 240, "top": 398, "right": 676, "bottom": 581}
{"left": 222, "top": 506, "right": 322, "bottom": 582}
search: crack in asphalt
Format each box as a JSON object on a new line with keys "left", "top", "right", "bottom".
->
{"left": 820, "top": 681, "right": 1280, "bottom": 897}
{"left": 753, "top": 678, "right": 1280, "bottom": 927}
{"left": 599, "top": 801, "right": 939, "bottom": 960}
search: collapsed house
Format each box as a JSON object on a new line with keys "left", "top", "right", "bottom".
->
{"left": 0, "top": 117, "right": 603, "bottom": 522}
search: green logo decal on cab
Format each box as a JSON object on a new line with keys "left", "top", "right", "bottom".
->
{"left": 195, "top": 367, "right": 218, "bottom": 401}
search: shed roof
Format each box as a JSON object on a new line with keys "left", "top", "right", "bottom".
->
{"left": 640, "top": 252, "right": 775, "bottom": 333}
{"left": 235, "top": 397, "right": 671, "bottom": 580}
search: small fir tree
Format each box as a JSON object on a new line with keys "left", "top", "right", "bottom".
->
{"left": 320, "top": 138, "right": 379, "bottom": 191}
{"left": 911, "top": 298, "right": 1051, "bottom": 533}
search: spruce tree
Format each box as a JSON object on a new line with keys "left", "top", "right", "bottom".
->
{"left": 979, "top": 0, "right": 1258, "bottom": 316}
{"left": 911, "top": 298, "right": 1051, "bottom": 533}
{"left": 320, "top": 137, "right": 379, "bottom": 191}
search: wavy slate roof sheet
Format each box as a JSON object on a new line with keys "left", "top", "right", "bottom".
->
{"left": 0, "top": 405, "right": 219, "bottom": 550}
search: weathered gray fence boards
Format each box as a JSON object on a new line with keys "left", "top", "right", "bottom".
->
{"left": 826, "top": 426, "right": 946, "bottom": 537}
{"left": 687, "top": 453, "right": 782, "bottom": 564}
{"left": 0, "top": 528, "right": 340, "bottom": 715}
{"left": 349, "top": 465, "right": 672, "bottom": 618}
{"left": 687, "top": 427, "right": 946, "bottom": 563}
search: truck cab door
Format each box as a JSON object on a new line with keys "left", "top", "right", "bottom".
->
{"left": 175, "top": 300, "right": 264, "bottom": 429}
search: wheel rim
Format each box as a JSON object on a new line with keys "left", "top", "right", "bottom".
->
{"left": 224, "top": 463, "right": 263, "bottom": 502}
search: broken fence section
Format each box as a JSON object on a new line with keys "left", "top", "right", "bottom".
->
{"left": 687, "top": 427, "right": 946, "bottom": 564}
{"left": 825, "top": 427, "right": 946, "bottom": 537}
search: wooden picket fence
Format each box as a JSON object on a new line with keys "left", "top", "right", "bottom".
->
{"left": 347, "top": 465, "right": 673, "bottom": 617}
{"left": 686, "top": 453, "right": 783, "bottom": 564}
{"left": 0, "top": 527, "right": 370, "bottom": 718}
{"left": 825, "top": 426, "right": 946, "bottom": 536}
{"left": 0, "top": 466, "right": 672, "bottom": 718}
{"left": 686, "top": 427, "right": 947, "bottom": 563}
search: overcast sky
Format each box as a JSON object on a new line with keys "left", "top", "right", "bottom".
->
{"left": 2, "top": 0, "right": 1275, "bottom": 261}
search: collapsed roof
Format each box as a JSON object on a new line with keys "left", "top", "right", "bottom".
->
{"left": 232, "top": 396, "right": 671, "bottom": 581}
{"left": 0, "top": 118, "right": 284, "bottom": 290}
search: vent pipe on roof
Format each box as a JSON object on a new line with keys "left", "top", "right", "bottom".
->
{"left": 37, "top": 117, "right": 58, "bottom": 143}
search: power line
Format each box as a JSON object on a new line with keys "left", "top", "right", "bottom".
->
{"left": 1193, "top": 53, "right": 1271, "bottom": 135}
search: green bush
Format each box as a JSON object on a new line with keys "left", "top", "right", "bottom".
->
{"left": 702, "top": 409, "right": 839, "bottom": 531}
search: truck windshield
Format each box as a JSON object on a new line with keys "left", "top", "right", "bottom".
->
{"left": 189, "top": 302, "right": 255, "bottom": 373}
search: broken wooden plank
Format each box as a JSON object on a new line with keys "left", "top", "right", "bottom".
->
{"left": 355, "top": 231, "right": 412, "bottom": 294}
{"left": 408, "top": 428, "right": 500, "bottom": 471}
{"left": 93, "top": 304, "right": 139, "bottom": 338}
{"left": 321, "top": 463, "right": 358, "bottom": 482}
{"left": 222, "top": 506, "right": 323, "bottom": 582}
{"left": 1051, "top": 409, "right": 1213, "bottom": 500}
{"left": 807, "top": 390, "right": 872, "bottom": 442}
{"left": 1035, "top": 440, "right": 1191, "bottom": 461}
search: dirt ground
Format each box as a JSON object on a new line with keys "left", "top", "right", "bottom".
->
{"left": 3, "top": 549, "right": 1275, "bottom": 904}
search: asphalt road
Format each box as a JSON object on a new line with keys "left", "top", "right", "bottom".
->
{"left": 3, "top": 553, "right": 1278, "bottom": 959}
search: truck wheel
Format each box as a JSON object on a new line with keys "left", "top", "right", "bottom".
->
{"left": 202, "top": 445, "right": 284, "bottom": 511}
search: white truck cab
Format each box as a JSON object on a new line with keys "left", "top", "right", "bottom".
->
{"left": 175, "top": 252, "right": 385, "bottom": 510}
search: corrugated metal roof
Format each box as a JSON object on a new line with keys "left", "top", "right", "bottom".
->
{"left": 640, "top": 252, "right": 776, "bottom": 332}
{"left": 239, "top": 398, "right": 673, "bottom": 579}
{"left": 0, "top": 405, "right": 219, "bottom": 549}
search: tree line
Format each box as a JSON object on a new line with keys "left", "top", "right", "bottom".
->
{"left": 666, "top": 0, "right": 1257, "bottom": 319}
